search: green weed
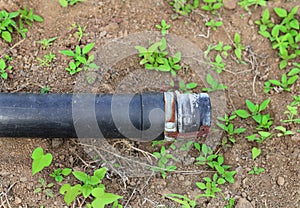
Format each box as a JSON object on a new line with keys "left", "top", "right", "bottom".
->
{"left": 196, "top": 173, "right": 223, "bottom": 198}
{"left": 165, "top": 194, "right": 196, "bottom": 208}
{"left": 233, "top": 33, "right": 245, "bottom": 61}
{"left": 0, "top": 57, "right": 13, "bottom": 79}
{"left": 201, "top": 0, "right": 223, "bottom": 14}
{"left": 59, "top": 0, "right": 85, "bottom": 7}
{"left": 38, "top": 37, "right": 58, "bottom": 49}
{"left": 34, "top": 178, "right": 55, "bottom": 198}
{"left": 50, "top": 168, "right": 72, "bottom": 182}
{"left": 204, "top": 42, "right": 232, "bottom": 58}
{"left": 60, "top": 43, "right": 99, "bottom": 75}
{"left": 251, "top": 147, "right": 261, "bottom": 160}
{"left": 205, "top": 19, "right": 223, "bottom": 31}
{"left": 202, "top": 74, "right": 227, "bottom": 92}
{"left": 264, "top": 72, "right": 298, "bottom": 93}
{"left": 41, "top": 86, "right": 51, "bottom": 94}
{"left": 19, "top": 6, "right": 43, "bottom": 26}
{"left": 0, "top": 10, "right": 19, "bottom": 42}
{"left": 246, "top": 131, "right": 272, "bottom": 143}
{"left": 31, "top": 147, "right": 53, "bottom": 176}
{"left": 37, "top": 52, "right": 55, "bottom": 67}
{"left": 248, "top": 166, "right": 265, "bottom": 175}
{"left": 156, "top": 20, "right": 170, "bottom": 36}
{"left": 274, "top": 126, "right": 294, "bottom": 137}
{"left": 238, "top": 0, "right": 267, "bottom": 11}
{"left": 169, "top": 0, "right": 199, "bottom": 16}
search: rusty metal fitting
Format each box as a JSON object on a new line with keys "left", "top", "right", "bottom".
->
{"left": 164, "top": 91, "right": 211, "bottom": 140}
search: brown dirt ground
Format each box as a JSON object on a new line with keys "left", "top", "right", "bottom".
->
{"left": 0, "top": 0, "right": 300, "bottom": 207}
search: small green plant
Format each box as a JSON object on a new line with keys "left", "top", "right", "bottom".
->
{"left": 235, "top": 99, "right": 273, "bottom": 130}
{"left": 238, "top": 0, "right": 267, "bottom": 11}
{"left": 165, "top": 193, "right": 196, "bottom": 208}
{"left": 170, "top": 80, "right": 198, "bottom": 93}
{"left": 34, "top": 178, "right": 54, "bottom": 198}
{"left": 135, "top": 38, "right": 182, "bottom": 76}
{"left": 18, "top": 6, "right": 43, "bottom": 26}
{"left": 274, "top": 126, "right": 294, "bottom": 137}
{"left": 207, "top": 155, "right": 236, "bottom": 183}
{"left": 0, "top": 10, "right": 19, "bottom": 42}
{"left": 202, "top": 74, "right": 227, "bottom": 92}
{"left": 205, "top": 19, "right": 223, "bottom": 31}
{"left": 59, "top": 0, "right": 85, "bottom": 7}
{"left": 248, "top": 166, "right": 265, "bottom": 175}
{"left": 169, "top": 0, "right": 199, "bottom": 16}
{"left": 37, "top": 52, "right": 55, "bottom": 67}
{"left": 151, "top": 146, "right": 178, "bottom": 179}
{"left": 32, "top": 147, "right": 53, "bottom": 176}
{"left": 0, "top": 58, "right": 13, "bottom": 79}
{"left": 209, "top": 54, "right": 226, "bottom": 73}
{"left": 233, "top": 33, "right": 245, "bottom": 61}
{"left": 264, "top": 72, "right": 298, "bottom": 93}
{"left": 256, "top": 7, "right": 300, "bottom": 69}
{"left": 251, "top": 147, "right": 261, "bottom": 160}
{"left": 217, "top": 114, "right": 246, "bottom": 144}
{"left": 41, "top": 86, "right": 51, "bottom": 94}
{"left": 224, "top": 198, "right": 235, "bottom": 208}
{"left": 194, "top": 142, "right": 217, "bottom": 165}
{"left": 196, "top": 173, "right": 223, "bottom": 198}
{"left": 201, "top": 0, "right": 223, "bottom": 14}
{"left": 72, "top": 24, "right": 87, "bottom": 42}
{"left": 50, "top": 168, "right": 72, "bottom": 182}
{"left": 204, "top": 42, "right": 232, "bottom": 58}
{"left": 60, "top": 168, "right": 123, "bottom": 207}
{"left": 246, "top": 131, "right": 272, "bottom": 143}
{"left": 38, "top": 37, "right": 58, "bottom": 49}
{"left": 60, "top": 43, "right": 99, "bottom": 75}
{"left": 282, "top": 104, "right": 300, "bottom": 124}
{"left": 156, "top": 20, "right": 170, "bottom": 36}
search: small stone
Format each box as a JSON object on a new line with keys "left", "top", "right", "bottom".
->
{"left": 14, "top": 196, "right": 22, "bottom": 204}
{"left": 104, "top": 23, "right": 119, "bottom": 33}
{"left": 178, "top": 175, "right": 184, "bottom": 181}
{"left": 242, "top": 192, "right": 247, "bottom": 198}
{"left": 236, "top": 198, "right": 253, "bottom": 208}
{"left": 99, "top": 31, "right": 107, "bottom": 38}
{"left": 51, "top": 138, "right": 63, "bottom": 148}
{"left": 223, "top": 0, "right": 237, "bottom": 10}
{"left": 277, "top": 176, "right": 285, "bottom": 186}
{"left": 248, "top": 19, "right": 254, "bottom": 26}
{"left": 20, "top": 177, "right": 27, "bottom": 182}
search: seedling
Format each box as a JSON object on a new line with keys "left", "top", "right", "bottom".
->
{"left": 60, "top": 167, "right": 123, "bottom": 207}
{"left": 59, "top": 0, "right": 85, "bottom": 7}
{"left": 204, "top": 42, "right": 232, "bottom": 58}
{"left": 170, "top": 0, "right": 199, "bottom": 16}
{"left": 37, "top": 52, "right": 55, "bottom": 67}
{"left": 235, "top": 99, "right": 273, "bottom": 130}
{"left": 217, "top": 114, "right": 246, "bottom": 144}
{"left": 38, "top": 37, "right": 58, "bottom": 49}
{"left": 282, "top": 105, "right": 300, "bottom": 124}
{"left": 151, "top": 146, "right": 178, "bottom": 179}
{"left": 50, "top": 168, "right": 72, "bottom": 182}
{"left": 60, "top": 43, "right": 99, "bottom": 75}
{"left": 256, "top": 7, "right": 300, "bottom": 69}
{"left": 156, "top": 20, "right": 170, "bottom": 36}
{"left": 224, "top": 198, "right": 235, "bottom": 208}
{"left": 31, "top": 147, "right": 53, "bottom": 176}
{"left": 73, "top": 24, "right": 87, "bottom": 43}
{"left": 0, "top": 10, "right": 19, "bottom": 42}
{"left": 18, "top": 6, "right": 43, "bottom": 26}
{"left": 238, "top": 0, "right": 267, "bottom": 11}
{"left": 207, "top": 155, "right": 236, "bottom": 183}
{"left": 274, "top": 126, "right": 294, "bottom": 137}
{"left": 202, "top": 74, "right": 227, "bottom": 92}
{"left": 170, "top": 80, "right": 198, "bottom": 93}
{"left": 165, "top": 194, "right": 196, "bottom": 208}
{"left": 34, "top": 178, "right": 54, "bottom": 198}
{"left": 248, "top": 166, "right": 265, "bottom": 175}
{"left": 196, "top": 174, "right": 222, "bottom": 198}
{"left": 0, "top": 58, "right": 13, "bottom": 79}
{"left": 246, "top": 131, "right": 272, "bottom": 143}
{"left": 205, "top": 19, "right": 223, "bottom": 31}
{"left": 251, "top": 147, "right": 261, "bottom": 160}
{"left": 233, "top": 33, "right": 245, "bottom": 61}
{"left": 194, "top": 142, "right": 217, "bottom": 165}
{"left": 209, "top": 54, "right": 226, "bottom": 73}
{"left": 41, "top": 86, "right": 51, "bottom": 94}
{"left": 264, "top": 72, "right": 298, "bottom": 93}
{"left": 201, "top": 0, "right": 223, "bottom": 14}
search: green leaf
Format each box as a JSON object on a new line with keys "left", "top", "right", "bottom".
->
{"left": 2, "top": 31, "right": 12, "bottom": 42}
{"left": 60, "top": 184, "right": 82, "bottom": 206}
{"left": 72, "top": 171, "right": 88, "bottom": 182}
{"left": 259, "top": 99, "right": 270, "bottom": 112}
{"left": 246, "top": 100, "right": 257, "bottom": 113}
{"left": 94, "top": 168, "right": 107, "bottom": 181}
{"left": 252, "top": 147, "right": 261, "bottom": 160}
{"left": 92, "top": 192, "right": 123, "bottom": 208}
{"left": 269, "top": 79, "right": 281, "bottom": 86}
{"left": 234, "top": 33, "right": 240, "bottom": 44}
{"left": 62, "top": 168, "right": 72, "bottom": 176}
{"left": 217, "top": 178, "right": 226, "bottom": 185}
{"left": 235, "top": 109, "right": 250, "bottom": 118}
{"left": 196, "top": 182, "right": 206, "bottom": 190}
{"left": 59, "top": 0, "right": 68, "bottom": 7}
{"left": 31, "top": 147, "right": 53, "bottom": 176}
{"left": 274, "top": 7, "right": 287, "bottom": 18}
{"left": 82, "top": 184, "right": 93, "bottom": 198}
{"left": 186, "top": 82, "right": 197, "bottom": 89}
{"left": 60, "top": 50, "right": 75, "bottom": 57}
{"left": 135, "top": 46, "right": 147, "bottom": 54}
{"left": 287, "top": 75, "right": 298, "bottom": 85}
{"left": 33, "top": 14, "right": 43, "bottom": 22}
{"left": 82, "top": 43, "right": 95, "bottom": 55}
{"left": 233, "top": 128, "right": 246, "bottom": 134}
{"left": 288, "top": 68, "right": 300, "bottom": 76}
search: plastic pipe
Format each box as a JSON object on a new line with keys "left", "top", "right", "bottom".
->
{"left": 0, "top": 92, "right": 211, "bottom": 141}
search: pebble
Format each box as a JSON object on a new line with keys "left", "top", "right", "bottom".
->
{"left": 277, "top": 176, "right": 285, "bottom": 186}
{"left": 178, "top": 175, "right": 184, "bottom": 181}
{"left": 14, "top": 196, "right": 22, "bottom": 204}
{"left": 99, "top": 31, "right": 107, "bottom": 38}
{"left": 236, "top": 197, "right": 253, "bottom": 208}
{"left": 20, "top": 177, "right": 27, "bottom": 182}
{"left": 223, "top": 0, "right": 237, "bottom": 10}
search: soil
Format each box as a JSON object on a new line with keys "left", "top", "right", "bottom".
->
{"left": 0, "top": 0, "right": 300, "bottom": 208}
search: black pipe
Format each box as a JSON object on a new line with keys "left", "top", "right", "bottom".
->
{"left": 0, "top": 92, "right": 211, "bottom": 141}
